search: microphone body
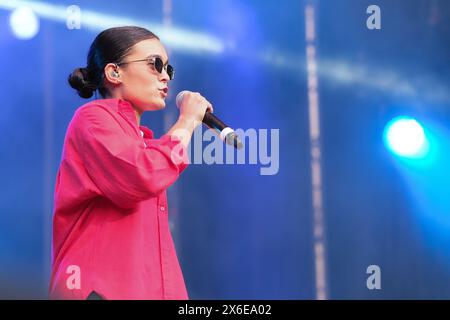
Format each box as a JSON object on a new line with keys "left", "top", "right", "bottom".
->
{"left": 176, "top": 91, "right": 243, "bottom": 149}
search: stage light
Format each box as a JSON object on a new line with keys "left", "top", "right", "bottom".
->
{"left": 9, "top": 6, "right": 39, "bottom": 40}
{"left": 384, "top": 116, "right": 428, "bottom": 158}
{"left": 1, "top": 0, "right": 223, "bottom": 53}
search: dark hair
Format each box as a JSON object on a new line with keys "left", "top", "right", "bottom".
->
{"left": 68, "top": 26, "right": 159, "bottom": 99}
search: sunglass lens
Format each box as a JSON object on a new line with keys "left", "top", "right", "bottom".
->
{"left": 154, "top": 57, "right": 164, "bottom": 73}
{"left": 167, "top": 65, "right": 174, "bottom": 80}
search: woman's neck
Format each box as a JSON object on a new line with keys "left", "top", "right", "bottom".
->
{"left": 135, "top": 110, "right": 142, "bottom": 126}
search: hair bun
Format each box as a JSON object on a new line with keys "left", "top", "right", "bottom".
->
{"left": 68, "top": 67, "right": 96, "bottom": 99}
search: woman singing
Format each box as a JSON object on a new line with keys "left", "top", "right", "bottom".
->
{"left": 49, "top": 26, "right": 212, "bottom": 300}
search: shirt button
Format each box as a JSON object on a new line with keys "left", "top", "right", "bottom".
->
{"left": 160, "top": 206, "right": 165, "bottom": 212}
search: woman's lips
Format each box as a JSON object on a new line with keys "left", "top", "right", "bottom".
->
{"left": 159, "top": 88, "right": 168, "bottom": 97}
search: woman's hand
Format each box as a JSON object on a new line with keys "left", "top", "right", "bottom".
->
{"left": 177, "top": 91, "right": 213, "bottom": 125}
{"left": 167, "top": 91, "right": 214, "bottom": 148}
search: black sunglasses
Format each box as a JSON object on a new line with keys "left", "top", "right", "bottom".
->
{"left": 117, "top": 56, "right": 175, "bottom": 80}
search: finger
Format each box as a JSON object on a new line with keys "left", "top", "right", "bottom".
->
{"left": 206, "top": 102, "right": 213, "bottom": 113}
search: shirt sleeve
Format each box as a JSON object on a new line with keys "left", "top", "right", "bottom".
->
{"left": 76, "top": 106, "right": 189, "bottom": 209}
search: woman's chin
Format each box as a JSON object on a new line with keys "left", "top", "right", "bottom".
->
{"left": 141, "top": 100, "right": 166, "bottom": 111}
{"left": 156, "top": 100, "right": 166, "bottom": 110}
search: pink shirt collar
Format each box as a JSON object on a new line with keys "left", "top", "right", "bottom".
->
{"left": 112, "top": 98, "right": 154, "bottom": 139}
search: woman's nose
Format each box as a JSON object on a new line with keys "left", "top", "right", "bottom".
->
{"left": 160, "top": 69, "right": 170, "bottom": 82}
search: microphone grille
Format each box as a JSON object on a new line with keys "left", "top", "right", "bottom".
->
{"left": 175, "top": 90, "right": 189, "bottom": 109}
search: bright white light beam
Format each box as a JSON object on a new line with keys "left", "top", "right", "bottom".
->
{"left": 0, "top": 0, "right": 224, "bottom": 54}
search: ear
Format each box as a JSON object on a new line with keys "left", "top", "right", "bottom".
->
{"left": 104, "top": 63, "right": 121, "bottom": 85}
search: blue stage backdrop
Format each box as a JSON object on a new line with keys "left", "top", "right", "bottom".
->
{"left": 0, "top": 0, "right": 450, "bottom": 299}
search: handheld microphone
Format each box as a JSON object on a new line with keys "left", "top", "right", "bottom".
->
{"left": 176, "top": 91, "right": 243, "bottom": 149}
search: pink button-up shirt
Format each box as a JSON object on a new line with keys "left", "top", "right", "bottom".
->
{"left": 49, "top": 98, "right": 189, "bottom": 300}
